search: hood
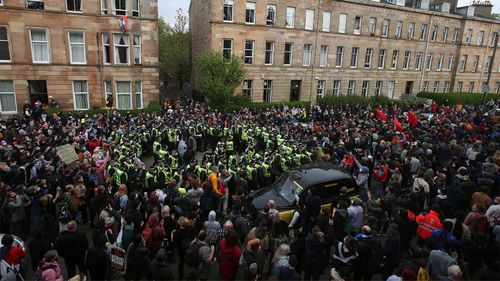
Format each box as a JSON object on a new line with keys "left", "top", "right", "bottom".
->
{"left": 251, "top": 188, "right": 290, "bottom": 210}
{"left": 147, "top": 213, "right": 160, "bottom": 227}
{"left": 208, "top": 211, "right": 216, "bottom": 222}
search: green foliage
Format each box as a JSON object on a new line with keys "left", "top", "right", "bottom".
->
{"left": 45, "top": 101, "right": 163, "bottom": 116}
{"left": 318, "top": 95, "right": 403, "bottom": 107}
{"left": 416, "top": 92, "right": 500, "bottom": 105}
{"left": 199, "top": 51, "right": 245, "bottom": 104}
{"left": 158, "top": 11, "right": 190, "bottom": 88}
{"left": 211, "top": 101, "right": 311, "bottom": 112}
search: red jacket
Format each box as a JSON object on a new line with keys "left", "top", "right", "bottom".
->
{"left": 1, "top": 246, "right": 26, "bottom": 265}
{"left": 219, "top": 239, "right": 241, "bottom": 280}
{"left": 374, "top": 166, "right": 389, "bottom": 183}
{"left": 416, "top": 210, "right": 443, "bottom": 239}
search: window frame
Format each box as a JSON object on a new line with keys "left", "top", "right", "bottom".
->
{"left": 283, "top": 42, "right": 293, "bottom": 66}
{"left": 243, "top": 80, "right": 253, "bottom": 98}
{"left": 415, "top": 52, "right": 423, "bottom": 70}
{"left": 303, "top": 43, "right": 312, "bottom": 66}
{"left": 286, "top": 7, "right": 295, "bottom": 28}
{"left": 333, "top": 80, "right": 341, "bottom": 96}
{"left": 468, "top": 81, "right": 474, "bottom": 93}
{"left": 433, "top": 81, "right": 440, "bottom": 93}
{"left": 423, "top": 81, "right": 429, "bottom": 92}
{"left": 101, "top": 0, "right": 108, "bottom": 15}
{"left": 477, "top": 30, "right": 484, "bottom": 46}
{"left": 391, "top": 50, "right": 399, "bottom": 70}
{"left": 134, "top": 80, "right": 142, "bottom": 109}
{"left": 443, "top": 81, "right": 450, "bottom": 92}
{"left": 102, "top": 32, "right": 111, "bottom": 65}
{"left": 460, "top": 55, "right": 467, "bottom": 72}
{"left": 336, "top": 46, "right": 344, "bottom": 67}
{"left": 347, "top": 80, "right": 356, "bottom": 95}
{"left": 361, "top": 80, "right": 370, "bottom": 97}
{"left": 0, "top": 26, "right": 11, "bottom": 63}
{"left": 378, "top": 49, "right": 386, "bottom": 69}
{"left": 465, "top": 29, "right": 472, "bottom": 44}
{"left": 354, "top": 16, "right": 362, "bottom": 35}
{"left": 319, "top": 45, "right": 329, "bottom": 67}
{"left": 0, "top": 80, "right": 17, "bottom": 114}
{"left": 68, "top": 30, "right": 86, "bottom": 65}
{"left": 447, "top": 54, "right": 454, "bottom": 71}
{"left": 436, "top": 53, "right": 444, "bottom": 71}
{"left": 452, "top": 28, "right": 459, "bottom": 43}
{"left": 408, "top": 22, "right": 415, "bottom": 39}
{"left": 426, "top": 53, "right": 433, "bottom": 71}
{"left": 72, "top": 80, "right": 90, "bottom": 110}
{"left": 265, "top": 41, "right": 275, "bottom": 65}
{"left": 104, "top": 80, "right": 112, "bottom": 105}
{"left": 316, "top": 80, "right": 326, "bottom": 99}
{"left": 222, "top": 38, "right": 233, "bottom": 60}
{"left": 116, "top": 81, "right": 132, "bottom": 110}
{"left": 395, "top": 21, "right": 403, "bottom": 39}
{"left": 364, "top": 48, "right": 373, "bottom": 69}
{"left": 375, "top": 81, "right": 383, "bottom": 96}
{"left": 442, "top": 27, "right": 449, "bottom": 42}
{"left": 350, "top": 47, "right": 359, "bottom": 68}
{"left": 66, "top": 0, "right": 82, "bottom": 13}
{"left": 419, "top": 24, "right": 428, "bottom": 41}
{"left": 338, "top": 14, "right": 347, "bottom": 34}
{"left": 456, "top": 81, "right": 463, "bottom": 92}
{"left": 133, "top": 34, "right": 141, "bottom": 65}
{"left": 430, "top": 25, "right": 437, "bottom": 41}
{"left": 29, "top": 28, "right": 50, "bottom": 64}
{"left": 305, "top": 9, "right": 315, "bottom": 31}
{"left": 266, "top": 5, "right": 277, "bottom": 27}
{"left": 26, "top": 0, "right": 45, "bottom": 10}
{"left": 244, "top": 40, "right": 255, "bottom": 65}
{"left": 381, "top": 19, "right": 390, "bottom": 38}
{"left": 223, "top": 0, "right": 234, "bottom": 22}
{"left": 322, "top": 11, "right": 331, "bottom": 32}
{"left": 113, "top": 33, "right": 130, "bottom": 65}
{"left": 132, "top": 0, "right": 140, "bottom": 17}
{"left": 472, "top": 55, "right": 479, "bottom": 72}
{"left": 113, "top": 0, "right": 127, "bottom": 16}
{"left": 403, "top": 51, "right": 411, "bottom": 70}
{"left": 263, "top": 79, "right": 272, "bottom": 102}
{"left": 245, "top": 2, "right": 256, "bottom": 24}
{"left": 368, "top": 17, "right": 376, "bottom": 35}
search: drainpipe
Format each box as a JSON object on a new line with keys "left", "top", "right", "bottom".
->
{"left": 309, "top": 0, "right": 321, "bottom": 103}
{"left": 419, "top": 13, "right": 435, "bottom": 93}
{"left": 484, "top": 31, "right": 498, "bottom": 104}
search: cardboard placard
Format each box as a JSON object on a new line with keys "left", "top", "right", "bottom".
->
{"left": 56, "top": 144, "right": 78, "bottom": 163}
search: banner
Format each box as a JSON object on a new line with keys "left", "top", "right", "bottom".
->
{"left": 56, "top": 144, "right": 78, "bottom": 163}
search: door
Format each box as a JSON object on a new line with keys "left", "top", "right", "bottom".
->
{"left": 290, "top": 80, "right": 301, "bottom": 101}
{"left": 405, "top": 81, "right": 414, "bottom": 95}
{"left": 28, "top": 80, "right": 48, "bottom": 106}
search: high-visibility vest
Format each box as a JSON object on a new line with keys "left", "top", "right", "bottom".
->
{"left": 262, "top": 163, "right": 271, "bottom": 177}
{"left": 416, "top": 211, "right": 443, "bottom": 239}
{"left": 114, "top": 169, "right": 128, "bottom": 185}
{"left": 145, "top": 172, "right": 156, "bottom": 188}
{"left": 226, "top": 141, "right": 234, "bottom": 151}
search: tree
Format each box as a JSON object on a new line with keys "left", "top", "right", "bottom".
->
{"left": 158, "top": 9, "right": 190, "bottom": 91}
{"left": 198, "top": 51, "right": 245, "bottom": 104}
{"left": 492, "top": 13, "right": 500, "bottom": 20}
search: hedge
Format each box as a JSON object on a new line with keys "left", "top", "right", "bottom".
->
{"left": 318, "top": 95, "right": 404, "bottom": 107}
{"left": 416, "top": 92, "right": 500, "bottom": 105}
{"left": 45, "top": 101, "right": 163, "bottom": 116}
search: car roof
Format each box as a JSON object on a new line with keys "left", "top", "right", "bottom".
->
{"left": 289, "top": 162, "right": 353, "bottom": 187}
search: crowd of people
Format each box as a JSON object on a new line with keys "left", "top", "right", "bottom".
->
{"left": 0, "top": 99, "right": 499, "bottom": 281}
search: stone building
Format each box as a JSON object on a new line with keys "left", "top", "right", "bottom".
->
{"left": 0, "top": 0, "right": 159, "bottom": 113}
{"left": 190, "top": 0, "right": 500, "bottom": 102}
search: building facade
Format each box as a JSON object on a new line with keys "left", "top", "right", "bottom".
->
{"left": 0, "top": 0, "right": 159, "bottom": 113}
{"left": 190, "top": 0, "right": 500, "bottom": 102}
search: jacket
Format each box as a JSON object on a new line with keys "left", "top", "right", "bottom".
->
{"left": 204, "top": 211, "right": 221, "bottom": 245}
{"left": 219, "top": 239, "right": 241, "bottom": 280}
{"left": 142, "top": 214, "right": 165, "bottom": 255}
{"left": 416, "top": 210, "right": 443, "bottom": 239}
{"left": 39, "top": 261, "right": 64, "bottom": 281}
{"left": 55, "top": 230, "right": 89, "bottom": 263}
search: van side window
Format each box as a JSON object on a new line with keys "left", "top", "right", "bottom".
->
{"left": 309, "top": 181, "right": 340, "bottom": 199}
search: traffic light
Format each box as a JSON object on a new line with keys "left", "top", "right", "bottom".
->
{"left": 106, "top": 94, "right": 113, "bottom": 108}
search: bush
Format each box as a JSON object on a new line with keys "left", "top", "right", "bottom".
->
{"left": 45, "top": 101, "right": 163, "bottom": 116}
{"left": 416, "top": 92, "right": 500, "bottom": 105}
{"left": 209, "top": 98, "right": 311, "bottom": 112}
{"left": 318, "top": 95, "right": 403, "bottom": 107}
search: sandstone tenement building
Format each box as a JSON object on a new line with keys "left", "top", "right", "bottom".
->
{"left": 190, "top": 0, "right": 500, "bottom": 102}
{"left": 0, "top": 0, "right": 159, "bottom": 113}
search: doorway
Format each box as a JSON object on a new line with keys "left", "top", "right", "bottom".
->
{"left": 28, "top": 80, "right": 48, "bottom": 106}
{"left": 290, "top": 80, "right": 301, "bottom": 101}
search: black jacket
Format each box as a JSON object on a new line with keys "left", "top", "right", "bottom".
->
{"left": 85, "top": 246, "right": 109, "bottom": 281}
{"left": 55, "top": 229, "right": 89, "bottom": 263}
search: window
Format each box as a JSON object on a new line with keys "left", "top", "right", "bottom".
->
{"left": 316, "top": 80, "right": 326, "bottom": 100}
{"left": 134, "top": 81, "right": 142, "bottom": 109}
{"left": 102, "top": 33, "right": 110, "bottom": 64}
{"left": 460, "top": 55, "right": 467, "bottom": 72}
{"left": 244, "top": 40, "right": 254, "bottom": 64}
{"left": 265, "top": 42, "right": 274, "bottom": 65}
{"left": 403, "top": 51, "right": 411, "bottom": 70}
{"left": 132, "top": 0, "right": 139, "bottom": 17}
{"left": 0, "top": 27, "right": 10, "bottom": 62}
{"left": 303, "top": 44, "right": 312, "bottom": 66}
{"left": 338, "top": 14, "right": 347, "bottom": 33}
{"left": 437, "top": 54, "right": 443, "bottom": 71}
{"left": 347, "top": 80, "right": 355, "bottom": 95}
{"left": 368, "top": 17, "right": 376, "bottom": 35}
{"left": 133, "top": 34, "right": 141, "bottom": 65}
{"left": 0, "top": 81, "right": 16, "bottom": 113}
{"left": 423, "top": 81, "right": 429, "bottom": 92}
{"left": 222, "top": 39, "right": 233, "bottom": 59}
{"left": 263, "top": 80, "right": 272, "bottom": 102}
{"left": 465, "top": 29, "right": 472, "bottom": 44}
{"left": 444, "top": 81, "right": 450, "bottom": 92}
{"left": 387, "top": 81, "right": 395, "bottom": 98}
{"left": 333, "top": 80, "right": 341, "bottom": 96}
{"left": 350, "top": 47, "right": 359, "bottom": 68}
{"left": 430, "top": 25, "right": 437, "bottom": 41}
{"left": 116, "top": 81, "right": 132, "bottom": 109}
{"left": 266, "top": 5, "right": 276, "bottom": 26}
{"left": 104, "top": 80, "right": 112, "bottom": 103}
{"left": 113, "top": 0, "right": 127, "bottom": 15}
{"left": 442, "top": 27, "right": 449, "bottom": 42}
{"left": 354, "top": 16, "right": 362, "bottom": 35}
{"left": 101, "top": 0, "right": 108, "bottom": 14}
{"left": 433, "top": 81, "right": 439, "bottom": 93}
{"left": 322, "top": 12, "right": 331, "bottom": 32}
{"left": 245, "top": 2, "right": 256, "bottom": 24}
{"left": 408, "top": 22, "right": 415, "bottom": 39}
{"left": 29, "top": 28, "right": 50, "bottom": 63}
{"left": 495, "top": 82, "right": 500, "bottom": 94}
{"left": 391, "top": 50, "right": 399, "bottom": 70}
{"left": 114, "top": 34, "right": 129, "bottom": 64}
{"left": 395, "top": 21, "right": 402, "bottom": 39}
{"left": 72, "top": 81, "right": 89, "bottom": 110}
{"left": 378, "top": 49, "right": 386, "bottom": 69}
{"left": 27, "top": 0, "right": 44, "bottom": 9}
{"left": 477, "top": 30, "right": 484, "bottom": 46}
{"left": 284, "top": 43, "right": 293, "bottom": 66}
{"left": 468, "top": 82, "right": 474, "bottom": 93}
{"left": 375, "top": 81, "right": 383, "bottom": 96}
{"left": 452, "top": 28, "right": 459, "bottom": 42}
{"left": 223, "top": 0, "right": 233, "bottom": 22}
{"left": 305, "top": 9, "right": 315, "bottom": 30}
{"left": 66, "top": 0, "right": 82, "bottom": 12}
{"left": 415, "top": 52, "right": 423, "bottom": 70}
{"left": 447, "top": 54, "right": 454, "bottom": 71}
{"left": 336, "top": 46, "right": 344, "bottom": 67}
{"left": 319, "top": 45, "right": 329, "bottom": 67}
{"left": 472, "top": 55, "right": 479, "bottom": 72}
{"left": 426, "top": 53, "right": 433, "bottom": 71}
{"left": 243, "top": 80, "right": 252, "bottom": 98}
{"left": 456, "top": 81, "right": 463, "bottom": 92}
{"left": 0, "top": 0, "right": 2, "bottom": 5}
{"left": 488, "top": 33, "right": 496, "bottom": 47}
{"left": 381, "top": 19, "right": 389, "bottom": 37}
{"left": 485, "top": 56, "right": 492, "bottom": 73}
{"left": 286, "top": 7, "right": 295, "bottom": 28}
{"left": 420, "top": 24, "right": 427, "bottom": 40}
{"left": 364, "top": 48, "right": 373, "bottom": 69}
{"left": 68, "top": 31, "right": 86, "bottom": 64}
{"left": 361, "top": 81, "right": 369, "bottom": 97}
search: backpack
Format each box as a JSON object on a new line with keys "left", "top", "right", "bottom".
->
{"left": 184, "top": 241, "right": 204, "bottom": 267}
{"left": 32, "top": 265, "right": 57, "bottom": 281}
{"left": 58, "top": 202, "right": 72, "bottom": 223}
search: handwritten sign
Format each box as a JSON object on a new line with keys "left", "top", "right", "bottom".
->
{"left": 56, "top": 144, "right": 78, "bottom": 163}
{"left": 110, "top": 246, "right": 126, "bottom": 272}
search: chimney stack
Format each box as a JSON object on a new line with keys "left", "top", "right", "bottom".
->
{"left": 471, "top": 0, "right": 493, "bottom": 17}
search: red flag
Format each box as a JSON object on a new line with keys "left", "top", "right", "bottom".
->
{"left": 394, "top": 116, "right": 403, "bottom": 132}
{"left": 376, "top": 109, "right": 388, "bottom": 122}
{"left": 408, "top": 111, "right": 419, "bottom": 126}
